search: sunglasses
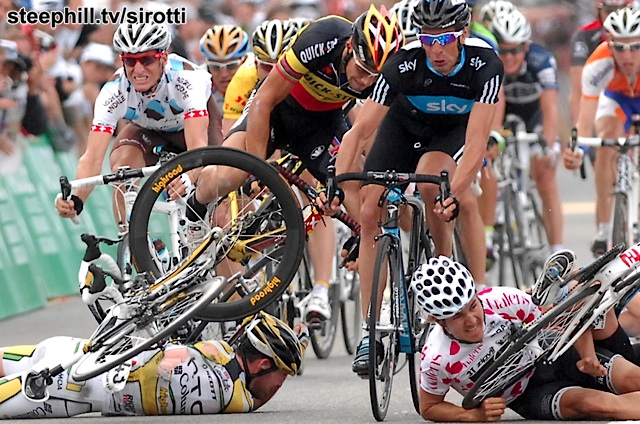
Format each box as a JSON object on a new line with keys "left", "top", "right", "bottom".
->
{"left": 121, "top": 52, "right": 164, "bottom": 67}
{"left": 207, "top": 59, "right": 243, "bottom": 71}
{"left": 609, "top": 41, "right": 640, "bottom": 52}
{"left": 256, "top": 58, "right": 276, "bottom": 72}
{"left": 418, "top": 31, "right": 463, "bottom": 47}
{"left": 352, "top": 50, "right": 379, "bottom": 77}
{"left": 498, "top": 45, "right": 526, "bottom": 56}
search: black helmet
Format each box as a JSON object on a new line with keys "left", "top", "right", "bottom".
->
{"left": 412, "top": 0, "right": 471, "bottom": 31}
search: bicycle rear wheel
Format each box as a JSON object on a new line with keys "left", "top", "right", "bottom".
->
{"left": 369, "top": 236, "right": 399, "bottom": 422}
{"left": 72, "top": 276, "right": 223, "bottom": 381}
{"left": 500, "top": 184, "right": 527, "bottom": 289}
{"left": 461, "top": 282, "right": 600, "bottom": 410}
{"left": 129, "top": 147, "right": 305, "bottom": 322}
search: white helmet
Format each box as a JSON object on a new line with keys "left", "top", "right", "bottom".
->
{"left": 603, "top": 7, "right": 640, "bottom": 39}
{"left": 491, "top": 9, "right": 531, "bottom": 44}
{"left": 390, "top": 0, "right": 419, "bottom": 42}
{"left": 478, "top": 0, "right": 516, "bottom": 28}
{"left": 113, "top": 22, "right": 171, "bottom": 54}
{"left": 410, "top": 256, "right": 476, "bottom": 320}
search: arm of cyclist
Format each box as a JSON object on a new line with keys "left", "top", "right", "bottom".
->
{"left": 324, "top": 98, "right": 389, "bottom": 217}
{"left": 564, "top": 94, "right": 599, "bottom": 170}
{"left": 55, "top": 130, "right": 113, "bottom": 218}
{"left": 245, "top": 71, "right": 296, "bottom": 158}
{"left": 574, "top": 328, "right": 607, "bottom": 377}
{"left": 540, "top": 88, "right": 561, "bottom": 166}
{"left": 441, "top": 101, "right": 498, "bottom": 221}
{"left": 420, "top": 391, "right": 506, "bottom": 422}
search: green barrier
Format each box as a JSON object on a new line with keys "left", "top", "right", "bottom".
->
{"left": 3, "top": 162, "right": 78, "bottom": 298}
{"left": 0, "top": 177, "right": 47, "bottom": 317}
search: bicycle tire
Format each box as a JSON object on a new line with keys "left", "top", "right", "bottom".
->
{"left": 612, "top": 192, "right": 629, "bottom": 248}
{"left": 461, "top": 282, "right": 600, "bottom": 410}
{"left": 522, "top": 191, "right": 547, "bottom": 283}
{"left": 335, "top": 222, "right": 361, "bottom": 355}
{"left": 71, "top": 276, "right": 223, "bottom": 381}
{"left": 501, "top": 184, "right": 527, "bottom": 289}
{"left": 340, "top": 268, "right": 361, "bottom": 355}
{"left": 406, "top": 219, "right": 433, "bottom": 415}
{"left": 129, "top": 147, "right": 305, "bottom": 322}
{"left": 369, "top": 236, "right": 399, "bottom": 422}
{"left": 311, "top": 283, "right": 340, "bottom": 359}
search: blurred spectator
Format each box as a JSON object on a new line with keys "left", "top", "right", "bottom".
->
{"left": 0, "top": 40, "right": 29, "bottom": 174}
{"left": 76, "top": 42, "right": 116, "bottom": 154}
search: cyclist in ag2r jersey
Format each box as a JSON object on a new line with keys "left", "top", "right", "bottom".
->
{"left": 55, "top": 22, "right": 223, "bottom": 229}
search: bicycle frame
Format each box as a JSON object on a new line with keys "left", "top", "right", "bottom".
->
{"left": 577, "top": 135, "right": 640, "bottom": 249}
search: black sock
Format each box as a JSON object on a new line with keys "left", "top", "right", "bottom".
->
{"left": 186, "top": 192, "right": 208, "bottom": 222}
{"left": 595, "top": 323, "right": 639, "bottom": 365}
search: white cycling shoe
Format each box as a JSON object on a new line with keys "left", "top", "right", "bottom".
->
{"left": 304, "top": 291, "right": 331, "bottom": 325}
{"left": 531, "top": 249, "right": 576, "bottom": 306}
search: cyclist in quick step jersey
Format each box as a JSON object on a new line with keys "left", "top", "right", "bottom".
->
{"left": 333, "top": 0, "right": 503, "bottom": 376}
{"left": 55, "top": 22, "right": 223, "bottom": 227}
{"left": 184, "top": 5, "right": 404, "bottom": 325}
{"left": 0, "top": 312, "right": 308, "bottom": 418}
{"left": 414, "top": 255, "right": 640, "bottom": 422}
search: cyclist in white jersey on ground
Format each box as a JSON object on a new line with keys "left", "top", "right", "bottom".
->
{"left": 0, "top": 312, "right": 308, "bottom": 418}
{"left": 54, "top": 21, "right": 223, "bottom": 225}
{"left": 414, "top": 254, "right": 640, "bottom": 422}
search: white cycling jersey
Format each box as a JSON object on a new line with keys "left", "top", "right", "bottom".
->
{"left": 91, "top": 54, "right": 212, "bottom": 135}
{"left": 420, "top": 286, "right": 541, "bottom": 404}
{"left": 0, "top": 337, "right": 254, "bottom": 418}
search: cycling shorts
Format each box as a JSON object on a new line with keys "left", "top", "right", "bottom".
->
{"left": 596, "top": 90, "right": 640, "bottom": 133}
{"left": 363, "top": 106, "right": 465, "bottom": 176}
{"left": 226, "top": 97, "right": 348, "bottom": 184}
{"left": 508, "top": 345, "right": 620, "bottom": 420}
{"left": 113, "top": 97, "right": 221, "bottom": 165}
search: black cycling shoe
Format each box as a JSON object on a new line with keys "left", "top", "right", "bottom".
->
{"left": 352, "top": 336, "right": 384, "bottom": 378}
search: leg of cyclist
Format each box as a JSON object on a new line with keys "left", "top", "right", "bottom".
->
{"left": 618, "top": 293, "right": 640, "bottom": 337}
{"left": 299, "top": 169, "right": 336, "bottom": 323}
{"left": 530, "top": 152, "right": 564, "bottom": 251}
{"left": 0, "top": 337, "right": 104, "bottom": 417}
{"left": 592, "top": 114, "right": 624, "bottom": 255}
{"left": 478, "top": 163, "right": 499, "bottom": 271}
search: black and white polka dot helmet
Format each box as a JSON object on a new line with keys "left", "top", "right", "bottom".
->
{"left": 410, "top": 256, "right": 476, "bottom": 320}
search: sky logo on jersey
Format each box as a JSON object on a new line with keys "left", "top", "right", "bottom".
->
{"left": 398, "top": 59, "right": 416, "bottom": 73}
{"left": 407, "top": 96, "right": 474, "bottom": 114}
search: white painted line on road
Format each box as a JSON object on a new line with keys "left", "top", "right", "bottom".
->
{"left": 563, "top": 201, "right": 595, "bottom": 215}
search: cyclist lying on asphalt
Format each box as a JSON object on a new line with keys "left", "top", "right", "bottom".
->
{"left": 413, "top": 253, "right": 640, "bottom": 422}
{"left": 0, "top": 312, "right": 307, "bottom": 418}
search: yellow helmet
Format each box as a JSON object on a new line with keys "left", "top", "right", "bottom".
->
{"left": 239, "top": 311, "right": 309, "bottom": 376}
{"left": 200, "top": 24, "right": 250, "bottom": 61}
{"left": 352, "top": 4, "right": 405, "bottom": 73}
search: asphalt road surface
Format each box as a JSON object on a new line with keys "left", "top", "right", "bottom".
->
{"left": 0, "top": 166, "right": 620, "bottom": 423}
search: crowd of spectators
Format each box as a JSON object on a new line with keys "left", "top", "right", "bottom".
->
{"left": 0, "top": 0, "right": 598, "bottom": 175}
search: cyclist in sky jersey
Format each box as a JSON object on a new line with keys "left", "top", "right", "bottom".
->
{"left": 55, "top": 22, "right": 223, "bottom": 226}
{"left": 414, "top": 255, "right": 640, "bottom": 422}
{"left": 0, "top": 312, "right": 308, "bottom": 418}
{"left": 333, "top": 0, "right": 503, "bottom": 376}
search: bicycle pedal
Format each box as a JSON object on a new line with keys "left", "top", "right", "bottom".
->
{"left": 306, "top": 316, "right": 325, "bottom": 331}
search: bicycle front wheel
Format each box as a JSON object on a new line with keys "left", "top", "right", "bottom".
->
{"left": 129, "top": 147, "right": 305, "bottom": 321}
{"left": 462, "top": 282, "right": 600, "bottom": 410}
{"left": 369, "top": 236, "right": 399, "bottom": 422}
{"left": 72, "top": 276, "right": 222, "bottom": 381}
